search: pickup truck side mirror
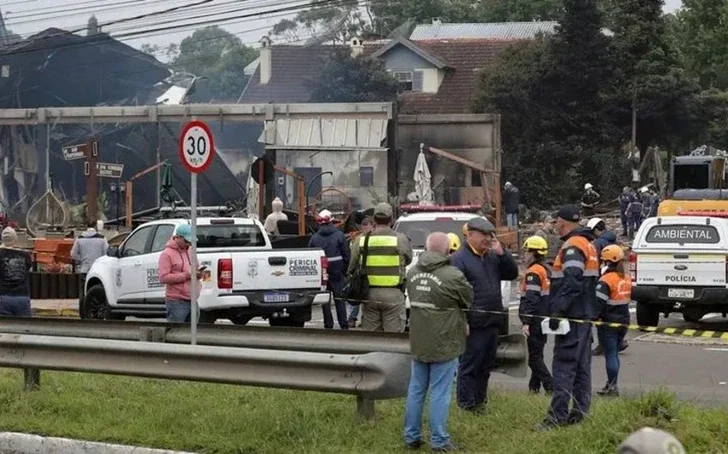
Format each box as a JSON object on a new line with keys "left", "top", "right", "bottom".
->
{"left": 107, "top": 246, "right": 119, "bottom": 258}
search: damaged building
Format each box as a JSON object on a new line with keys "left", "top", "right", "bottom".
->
{"left": 0, "top": 26, "right": 248, "bottom": 226}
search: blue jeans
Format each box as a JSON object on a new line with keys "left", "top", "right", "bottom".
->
{"left": 603, "top": 327, "right": 626, "bottom": 387}
{"left": 404, "top": 358, "right": 458, "bottom": 448}
{"left": 0, "top": 295, "right": 31, "bottom": 317}
{"left": 166, "top": 300, "right": 191, "bottom": 323}
{"left": 506, "top": 213, "right": 518, "bottom": 227}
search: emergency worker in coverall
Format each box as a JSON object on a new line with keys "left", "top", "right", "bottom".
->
{"left": 348, "top": 203, "right": 412, "bottom": 332}
{"left": 519, "top": 236, "right": 553, "bottom": 395}
{"left": 538, "top": 205, "right": 599, "bottom": 430}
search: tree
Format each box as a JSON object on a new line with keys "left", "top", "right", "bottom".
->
{"left": 272, "top": 0, "right": 366, "bottom": 43}
{"left": 172, "top": 26, "right": 257, "bottom": 102}
{"left": 474, "top": 0, "right": 629, "bottom": 206}
{"left": 307, "top": 47, "right": 400, "bottom": 102}
{"left": 608, "top": 0, "right": 700, "bottom": 150}
{"left": 671, "top": 0, "right": 728, "bottom": 89}
{"left": 476, "top": 0, "right": 563, "bottom": 21}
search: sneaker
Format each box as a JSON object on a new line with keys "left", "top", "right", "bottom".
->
{"left": 432, "top": 442, "right": 458, "bottom": 452}
{"left": 347, "top": 319, "right": 358, "bottom": 328}
{"left": 534, "top": 419, "right": 562, "bottom": 431}
{"left": 591, "top": 345, "right": 604, "bottom": 356}
{"left": 597, "top": 385, "right": 620, "bottom": 397}
{"left": 567, "top": 413, "right": 585, "bottom": 425}
{"left": 460, "top": 403, "right": 485, "bottom": 415}
{"left": 405, "top": 440, "right": 423, "bottom": 450}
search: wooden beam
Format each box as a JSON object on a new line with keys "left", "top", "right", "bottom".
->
{"left": 427, "top": 146, "right": 496, "bottom": 174}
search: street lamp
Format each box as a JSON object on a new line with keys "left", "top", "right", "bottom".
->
{"left": 109, "top": 182, "right": 126, "bottom": 231}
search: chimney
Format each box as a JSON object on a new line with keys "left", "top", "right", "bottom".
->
{"left": 432, "top": 17, "right": 442, "bottom": 26}
{"left": 350, "top": 37, "right": 364, "bottom": 57}
{"left": 259, "top": 35, "right": 272, "bottom": 85}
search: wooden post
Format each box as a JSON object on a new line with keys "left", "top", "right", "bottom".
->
{"left": 125, "top": 181, "right": 133, "bottom": 228}
{"left": 84, "top": 137, "right": 99, "bottom": 225}
{"left": 297, "top": 178, "right": 305, "bottom": 236}
{"left": 258, "top": 160, "right": 265, "bottom": 220}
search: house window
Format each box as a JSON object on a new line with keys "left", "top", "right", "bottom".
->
{"left": 393, "top": 71, "right": 413, "bottom": 91}
{"left": 360, "top": 166, "right": 374, "bottom": 187}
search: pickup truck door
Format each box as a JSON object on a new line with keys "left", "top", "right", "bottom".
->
{"left": 117, "top": 225, "right": 155, "bottom": 302}
{"left": 143, "top": 224, "right": 176, "bottom": 303}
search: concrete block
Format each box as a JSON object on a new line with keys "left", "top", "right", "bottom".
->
{"left": 0, "top": 432, "right": 197, "bottom": 454}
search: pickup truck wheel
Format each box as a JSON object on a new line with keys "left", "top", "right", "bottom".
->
{"left": 636, "top": 302, "right": 660, "bottom": 328}
{"left": 84, "top": 285, "right": 124, "bottom": 321}
{"left": 269, "top": 318, "right": 305, "bottom": 328}
{"left": 682, "top": 312, "right": 703, "bottom": 324}
{"left": 229, "top": 315, "right": 252, "bottom": 326}
{"left": 198, "top": 311, "right": 217, "bottom": 324}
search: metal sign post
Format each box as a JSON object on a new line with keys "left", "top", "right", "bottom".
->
{"left": 179, "top": 120, "right": 215, "bottom": 346}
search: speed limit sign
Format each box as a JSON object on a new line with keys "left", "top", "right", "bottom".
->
{"left": 179, "top": 120, "right": 215, "bottom": 173}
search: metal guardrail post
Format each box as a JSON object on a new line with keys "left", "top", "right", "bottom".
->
{"left": 357, "top": 396, "right": 375, "bottom": 420}
{"left": 23, "top": 368, "right": 40, "bottom": 391}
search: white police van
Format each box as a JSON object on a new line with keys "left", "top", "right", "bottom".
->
{"left": 630, "top": 215, "right": 728, "bottom": 326}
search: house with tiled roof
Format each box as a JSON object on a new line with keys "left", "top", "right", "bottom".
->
{"left": 238, "top": 22, "right": 546, "bottom": 114}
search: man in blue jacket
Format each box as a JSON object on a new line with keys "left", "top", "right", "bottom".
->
{"left": 308, "top": 210, "right": 350, "bottom": 329}
{"left": 451, "top": 217, "right": 519, "bottom": 413}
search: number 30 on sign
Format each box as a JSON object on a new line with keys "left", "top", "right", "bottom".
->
{"left": 179, "top": 120, "right": 215, "bottom": 174}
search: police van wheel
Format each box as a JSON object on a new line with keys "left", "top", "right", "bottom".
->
{"left": 229, "top": 314, "right": 252, "bottom": 326}
{"left": 636, "top": 302, "right": 659, "bottom": 328}
{"left": 84, "top": 285, "right": 124, "bottom": 321}
{"left": 682, "top": 311, "right": 703, "bottom": 324}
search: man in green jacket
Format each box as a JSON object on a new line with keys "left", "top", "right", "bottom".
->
{"left": 403, "top": 232, "right": 473, "bottom": 452}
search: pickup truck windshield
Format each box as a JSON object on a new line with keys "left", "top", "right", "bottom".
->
{"left": 197, "top": 225, "right": 267, "bottom": 248}
{"left": 395, "top": 220, "right": 467, "bottom": 249}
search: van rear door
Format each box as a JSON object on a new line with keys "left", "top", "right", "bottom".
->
{"left": 633, "top": 219, "right": 727, "bottom": 294}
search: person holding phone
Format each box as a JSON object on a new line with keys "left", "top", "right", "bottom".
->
{"left": 158, "top": 224, "right": 203, "bottom": 323}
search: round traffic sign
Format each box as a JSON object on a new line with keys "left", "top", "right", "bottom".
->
{"left": 179, "top": 120, "right": 215, "bottom": 174}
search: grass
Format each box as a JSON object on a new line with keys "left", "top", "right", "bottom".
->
{"left": 0, "top": 370, "right": 725, "bottom": 453}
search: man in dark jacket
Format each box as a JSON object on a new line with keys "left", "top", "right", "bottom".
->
{"left": 648, "top": 189, "right": 661, "bottom": 218}
{"left": 308, "top": 210, "right": 350, "bottom": 329}
{"left": 581, "top": 183, "right": 600, "bottom": 217}
{"left": 538, "top": 205, "right": 599, "bottom": 430}
{"left": 618, "top": 187, "right": 634, "bottom": 237}
{"left": 451, "top": 217, "right": 519, "bottom": 413}
{"left": 503, "top": 182, "right": 520, "bottom": 228}
{"left": 404, "top": 232, "right": 473, "bottom": 451}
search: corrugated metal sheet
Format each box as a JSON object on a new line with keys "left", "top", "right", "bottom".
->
{"left": 410, "top": 22, "right": 613, "bottom": 40}
{"left": 260, "top": 118, "right": 388, "bottom": 150}
{"left": 410, "top": 22, "right": 558, "bottom": 40}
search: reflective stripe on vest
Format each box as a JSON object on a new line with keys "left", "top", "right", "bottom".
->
{"left": 360, "top": 234, "right": 401, "bottom": 287}
{"left": 552, "top": 236, "right": 600, "bottom": 278}
{"left": 599, "top": 272, "right": 632, "bottom": 305}
{"left": 520, "top": 263, "right": 552, "bottom": 296}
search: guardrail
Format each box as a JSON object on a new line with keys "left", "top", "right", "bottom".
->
{"left": 0, "top": 318, "right": 527, "bottom": 378}
{"left": 0, "top": 332, "right": 409, "bottom": 419}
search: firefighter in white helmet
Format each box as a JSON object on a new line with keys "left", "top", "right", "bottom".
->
{"left": 581, "top": 183, "right": 601, "bottom": 217}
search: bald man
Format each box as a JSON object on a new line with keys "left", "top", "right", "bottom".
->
{"left": 404, "top": 232, "right": 473, "bottom": 451}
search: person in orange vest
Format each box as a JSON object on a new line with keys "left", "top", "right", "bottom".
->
{"left": 537, "top": 204, "right": 599, "bottom": 430}
{"left": 595, "top": 245, "right": 632, "bottom": 397}
{"left": 519, "top": 236, "right": 553, "bottom": 395}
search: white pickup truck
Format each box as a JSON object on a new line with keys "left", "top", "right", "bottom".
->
{"left": 81, "top": 217, "right": 331, "bottom": 327}
{"left": 393, "top": 211, "right": 516, "bottom": 333}
{"left": 631, "top": 215, "right": 728, "bottom": 326}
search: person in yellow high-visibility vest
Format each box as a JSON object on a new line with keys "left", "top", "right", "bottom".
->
{"left": 348, "top": 203, "right": 412, "bottom": 332}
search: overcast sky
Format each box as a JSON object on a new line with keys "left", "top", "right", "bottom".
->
{"left": 0, "top": 0, "right": 685, "bottom": 54}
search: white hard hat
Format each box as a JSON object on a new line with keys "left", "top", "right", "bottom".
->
{"left": 617, "top": 427, "right": 685, "bottom": 454}
{"left": 317, "top": 209, "right": 332, "bottom": 224}
{"left": 584, "top": 183, "right": 593, "bottom": 190}
{"left": 639, "top": 186, "right": 649, "bottom": 193}
{"left": 586, "top": 217, "right": 605, "bottom": 231}
{"left": 505, "top": 181, "right": 512, "bottom": 187}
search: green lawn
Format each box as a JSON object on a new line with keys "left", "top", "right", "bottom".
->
{"left": 0, "top": 369, "right": 724, "bottom": 453}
